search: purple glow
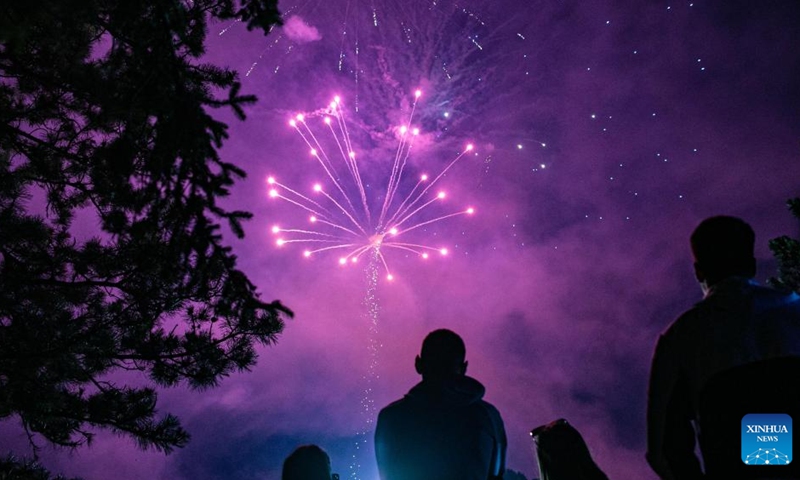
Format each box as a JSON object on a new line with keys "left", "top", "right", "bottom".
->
{"left": 3, "top": 2, "right": 799, "bottom": 480}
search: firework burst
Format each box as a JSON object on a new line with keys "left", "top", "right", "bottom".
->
{"left": 267, "top": 90, "right": 475, "bottom": 281}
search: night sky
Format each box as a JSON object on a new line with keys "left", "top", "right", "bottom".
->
{"left": 2, "top": 1, "right": 799, "bottom": 479}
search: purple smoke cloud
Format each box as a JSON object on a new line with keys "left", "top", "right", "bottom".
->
{"left": 282, "top": 16, "right": 322, "bottom": 44}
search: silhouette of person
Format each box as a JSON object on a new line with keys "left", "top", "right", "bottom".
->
{"left": 531, "top": 418, "right": 609, "bottom": 480}
{"left": 375, "top": 329, "right": 507, "bottom": 480}
{"left": 282, "top": 444, "right": 338, "bottom": 480}
{"left": 647, "top": 216, "right": 800, "bottom": 479}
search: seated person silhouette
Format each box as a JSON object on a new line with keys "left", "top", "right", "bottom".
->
{"left": 282, "top": 444, "right": 338, "bottom": 480}
{"left": 647, "top": 216, "right": 800, "bottom": 479}
{"left": 530, "top": 418, "right": 610, "bottom": 480}
{"left": 375, "top": 329, "right": 507, "bottom": 480}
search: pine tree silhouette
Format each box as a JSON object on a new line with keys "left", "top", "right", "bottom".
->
{"left": 0, "top": 1, "right": 290, "bottom": 476}
{"left": 770, "top": 198, "right": 800, "bottom": 293}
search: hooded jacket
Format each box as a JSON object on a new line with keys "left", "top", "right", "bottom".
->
{"left": 375, "top": 375, "right": 507, "bottom": 480}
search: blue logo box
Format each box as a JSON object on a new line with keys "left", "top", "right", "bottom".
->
{"left": 741, "top": 413, "right": 792, "bottom": 465}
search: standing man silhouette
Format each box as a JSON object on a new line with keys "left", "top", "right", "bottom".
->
{"left": 647, "top": 216, "right": 800, "bottom": 479}
{"left": 375, "top": 329, "right": 507, "bottom": 480}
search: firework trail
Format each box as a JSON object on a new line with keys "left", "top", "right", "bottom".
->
{"left": 348, "top": 249, "right": 380, "bottom": 480}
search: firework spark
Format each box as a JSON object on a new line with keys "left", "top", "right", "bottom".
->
{"left": 267, "top": 90, "right": 475, "bottom": 281}
{"left": 221, "top": 1, "right": 531, "bottom": 119}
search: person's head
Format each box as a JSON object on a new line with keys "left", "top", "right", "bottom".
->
{"left": 530, "top": 419, "right": 609, "bottom": 480}
{"left": 414, "top": 329, "right": 467, "bottom": 380}
{"left": 282, "top": 444, "right": 334, "bottom": 480}
{"left": 690, "top": 215, "right": 756, "bottom": 287}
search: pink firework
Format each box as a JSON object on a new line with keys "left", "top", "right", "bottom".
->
{"left": 267, "top": 90, "right": 475, "bottom": 281}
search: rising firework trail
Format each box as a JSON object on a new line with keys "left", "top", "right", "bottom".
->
{"left": 268, "top": 90, "right": 475, "bottom": 282}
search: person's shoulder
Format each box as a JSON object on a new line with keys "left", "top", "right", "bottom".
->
{"left": 661, "top": 302, "right": 704, "bottom": 338}
{"left": 478, "top": 397, "right": 502, "bottom": 415}
{"left": 378, "top": 394, "right": 416, "bottom": 421}
{"left": 380, "top": 395, "right": 409, "bottom": 411}
{"left": 482, "top": 400, "right": 505, "bottom": 426}
{"left": 710, "top": 279, "right": 800, "bottom": 317}
{"left": 474, "top": 398, "right": 507, "bottom": 439}
{"left": 752, "top": 283, "right": 800, "bottom": 307}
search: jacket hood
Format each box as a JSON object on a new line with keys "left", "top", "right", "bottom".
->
{"left": 405, "top": 375, "right": 486, "bottom": 407}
